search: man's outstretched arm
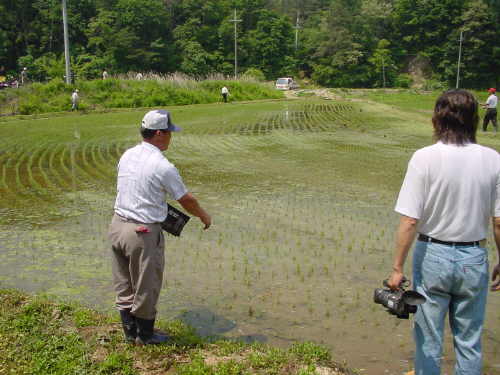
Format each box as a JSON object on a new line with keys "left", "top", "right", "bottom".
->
{"left": 178, "top": 192, "right": 211, "bottom": 230}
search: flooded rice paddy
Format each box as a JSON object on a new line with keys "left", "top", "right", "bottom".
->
{"left": 0, "top": 99, "right": 499, "bottom": 374}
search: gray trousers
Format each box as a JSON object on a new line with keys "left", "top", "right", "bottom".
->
{"left": 108, "top": 214, "right": 165, "bottom": 320}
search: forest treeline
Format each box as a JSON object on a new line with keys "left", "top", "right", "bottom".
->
{"left": 1, "top": 0, "right": 499, "bottom": 88}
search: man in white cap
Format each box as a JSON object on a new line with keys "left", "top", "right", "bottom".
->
{"left": 71, "top": 89, "right": 79, "bottom": 111}
{"left": 109, "top": 109, "right": 212, "bottom": 345}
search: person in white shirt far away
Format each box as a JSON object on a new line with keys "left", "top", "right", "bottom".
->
{"left": 71, "top": 89, "right": 79, "bottom": 111}
{"left": 108, "top": 109, "right": 211, "bottom": 346}
{"left": 102, "top": 70, "right": 108, "bottom": 80}
{"left": 482, "top": 87, "right": 497, "bottom": 132}
{"left": 221, "top": 86, "right": 229, "bottom": 103}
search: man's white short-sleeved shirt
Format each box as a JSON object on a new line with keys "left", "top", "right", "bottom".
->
{"left": 486, "top": 94, "right": 498, "bottom": 109}
{"left": 395, "top": 142, "right": 500, "bottom": 241}
{"left": 114, "top": 142, "right": 188, "bottom": 223}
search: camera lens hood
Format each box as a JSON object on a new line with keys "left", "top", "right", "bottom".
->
{"left": 402, "top": 291, "right": 426, "bottom": 306}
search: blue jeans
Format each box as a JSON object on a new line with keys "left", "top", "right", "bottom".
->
{"left": 413, "top": 240, "right": 489, "bottom": 375}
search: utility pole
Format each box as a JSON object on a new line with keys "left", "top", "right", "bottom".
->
{"left": 294, "top": 11, "right": 300, "bottom": 51}
{"left": 456, "top": 30, "right": 463, "bottom": 89}
{"left": 229, "top": 9, "right": 242, "bottom": 79}
{"left": 382, "top": 56, "right": 386, "bottom": 88}
{"left": 62, "top": 0, "right": 71, "bottom": 84}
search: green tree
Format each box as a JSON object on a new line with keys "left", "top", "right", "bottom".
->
{"left": 303, "top": 1, "right": 371, "bottom": 87}
{"left": 0, "top": 0, "right": 38, "bottom": 70}
{"left": 359, "top": 0, "right": 394, "bottom": 47}
{"left": 369, "top": 39, "right": 396, "bottom": 87}
{"left": 86, "top": 0, "right": 171, "bottom": 72}
{"left": 243, "top": 10, "right": 296, "bottom": 78}
{"left": 440, "top": 0, "right": 499, "bottom": 88}
{"left": 392, "top": 0, "right": 466, "bottom": 71}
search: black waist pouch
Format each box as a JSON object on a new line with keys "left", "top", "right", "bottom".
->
{"left": 161, "top": 204, "right": 191, "bottom": 236}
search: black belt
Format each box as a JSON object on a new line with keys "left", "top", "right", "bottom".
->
{"left": 418, "top": 234, "right": 481, "bottom": 247}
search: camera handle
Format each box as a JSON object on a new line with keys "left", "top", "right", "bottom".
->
{"left": 383, "top": 277, "right": 410, "bottom": 290}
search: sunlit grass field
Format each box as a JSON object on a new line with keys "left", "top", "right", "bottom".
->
{"left": 0, "top": 92, "right": 498, "bottom": 374}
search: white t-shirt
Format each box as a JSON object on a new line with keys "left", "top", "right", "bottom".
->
{"left": 221, "top": 87, "right": 229, "bottom": 94}
{"left": 486, "top": 94, "right": 498, "bottom": 109}
{"left": 71, "top": 92, "right": 79, "bottom": 102}
{"left": 395, "top": 142, "right": 500, "bottom": 241}
{"left": 114, "top": 142, "right": 188, "bottom": 223}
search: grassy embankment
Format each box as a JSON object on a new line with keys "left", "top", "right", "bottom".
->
{"left": 0, "top": 77, "right": 283, "bottom": 116}
{"left": 0, "top": 289, "right": 351, "bottom": 375}
{"left": 340, "top": 87, "right": 494, "bottom": 115}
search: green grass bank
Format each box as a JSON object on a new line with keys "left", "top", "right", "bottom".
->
{"left": 0, "top": 78, "right": 283, "bottom": 116}
{"left": 0, "top": 289, "right": 353, "bottom": 375}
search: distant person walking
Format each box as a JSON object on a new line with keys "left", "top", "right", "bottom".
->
{"left": 109, "top": 109, "right": 211, "bottom": 345}
{"left": 387, "top": 89, "right": 500, "bottom": 375}
{"left": 71, "top": 89, "right": 79, "bottom": 111}
{"left": 102, "top": 70, "right": 108, "bottom": 80}
{"left": 482, "top": 87, "right": 497, "bottom": 132}
{"left": 221, "top": 86, "right": 229, "bottom": 103}
{"left": 20, "top": 67, "right": 28, "bottom": 85}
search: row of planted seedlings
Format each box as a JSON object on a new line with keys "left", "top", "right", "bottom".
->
{"left": 188, "top": 192, "right": 418, "bottom": 371}
{"left": 235, "top": 103, "right": 359, "bottom": 136}
{"left": 160, "top": 187, "right": 410, "bottom": 352}
{"left": 0, "top": 130, "right": 130, "bottom": 226}
{"left": 172, "top": 101, "right": 360, "bottom": 138}
{"left": 0, "top": 100, "right": 361, "bottom": 223}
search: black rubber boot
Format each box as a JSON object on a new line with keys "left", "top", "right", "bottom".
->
{"left": 135, "top": 317, "right": 170, "bottom": 345}
{"left": 119, "top": 309, "right": 137, "bottom": 343}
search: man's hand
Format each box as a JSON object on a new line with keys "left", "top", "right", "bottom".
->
{"left": 200, "top": 213, "right": 211, "bottom": 230}
{"left": 492, "top": 263, "right": 500, "bottom": 291}
{"left": 387, "top": 270, "right": 405, "bottom": 290}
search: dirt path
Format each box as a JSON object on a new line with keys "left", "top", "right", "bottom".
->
{"left": 284, "top": 88, "right": 343, "bottom": 100}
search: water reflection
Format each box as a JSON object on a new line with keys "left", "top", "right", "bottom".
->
{"left": 177, "top": 307, "right": 237, "bottom": 336}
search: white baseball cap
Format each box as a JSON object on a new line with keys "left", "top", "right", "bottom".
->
{"left": 141, "top": 110, "right": 181, "bottom": 131}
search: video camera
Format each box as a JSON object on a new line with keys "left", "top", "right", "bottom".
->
{"left": 373, "top": 278, "right": 426, "bottom": 319}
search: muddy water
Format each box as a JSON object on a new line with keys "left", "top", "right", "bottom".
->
{"left": 1, "top": 188, "right": 498, "bottom": 375}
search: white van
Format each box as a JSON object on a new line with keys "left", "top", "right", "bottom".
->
{"left": 275, "top": 77, "right": 298, "bottom": 90}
